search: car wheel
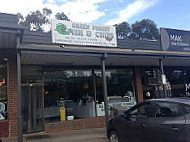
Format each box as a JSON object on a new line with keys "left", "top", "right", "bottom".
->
{"left": 109, "top": 130, "right": 120, "bottom": 142}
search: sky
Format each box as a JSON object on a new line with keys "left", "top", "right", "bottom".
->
{"left": 0, "top": 0, "right": 190, "bottom": 31}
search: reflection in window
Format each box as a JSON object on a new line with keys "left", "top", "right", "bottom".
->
{"left": 107, "top": 69, "right": 136, "bottom": 109}
{"left": 95, "top": 69, "right": 136, "bottom": 116}
{"left": 129, "top": 103, "right": 153, "bottom": 118}
{"left": 141, "top": 67, "right": 190, "bottom": 98}
{"left": 154, "top": 102, "right": 184, "bottom": 117}
{"left": 184, "top": 105, "right": 190, "bottom": 114}
{"left": 141, "top": 68, "right": 172, "bottom": 99}
{"left": 22, "top": 66, "right": 42, "bottom": 84}
{"left": 44, "top": 68, "right": 136, "bottom": 123}
{"left": 44, "top": 69, "right": 94, "bottom": 123}
{"left": 165, "top": 68, "right": 184, "bottom": 97}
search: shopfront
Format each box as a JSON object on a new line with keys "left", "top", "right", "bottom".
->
{"left": 20, "top": 65, "right": 137, "bottom": 133}
{"left": 18, "top": 46, "right": 190, "bottom": 135}
{"left": 1, "top": 12, "right": 190, "bottom": 139}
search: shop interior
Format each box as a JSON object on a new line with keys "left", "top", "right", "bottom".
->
{"left": 21, "top": 66, "right": 136, "bottom": 123}
{"left": 141, "top": 67, "right": 190, "bottom": 100}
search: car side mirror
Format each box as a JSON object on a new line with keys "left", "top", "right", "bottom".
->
{"left": 121, "top": 112, "right": 136, "bottom": 122}
{"left": 121, "top": 112, "right": 130, "bottom": 119}
{"left": 121, "top": 112, "right": 126, "bottom": 117}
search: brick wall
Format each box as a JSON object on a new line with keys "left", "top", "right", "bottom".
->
{"left": 45, "top": 117, "right": 106, "bottom": 133}
{"left": 7, "top": 50, "right": 18, "bottom": 137}
{"left": 0, "top": 120, "right": 9, "bottom": 137}
{"left": 134, "top": 67, "right": 144, "bottom": 103}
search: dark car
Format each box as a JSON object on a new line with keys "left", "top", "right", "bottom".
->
{"left": 107, "top": 98, "right": 190, "bottom": 142}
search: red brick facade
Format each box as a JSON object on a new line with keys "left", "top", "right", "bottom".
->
{"left": 0, "top": 51, "right": 18, "bottom": 138}
{"left": 0, "top": 120, "right": 9, "bottom": 137}
{"left": 7, "top": 51, "right": 18, "bottom": 137}
{"left": 134, "top": 67, "right": 144, "bottom": 103}
{"left": 45, "top": 117, "right": 106, "bottom": 133}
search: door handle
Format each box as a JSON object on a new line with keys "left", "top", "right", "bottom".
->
{"left": 170, "top": 127, "right": 179, "bottom": 132}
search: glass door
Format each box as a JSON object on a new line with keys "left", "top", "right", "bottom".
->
{"left": 22, "top": 84, "right": 44, "bottom": 133}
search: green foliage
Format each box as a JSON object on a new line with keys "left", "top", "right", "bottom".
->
{"left": 43, "top": 8, "right": 52, "bottom": 17}
{"left": 18, "top": 9, "right": 71, "bottom": 32}
{"left": 18, "top": 8, "right": 52, "bottom": 32}
{"left": 115, "top": 22, "right": 131, "bottom": 39}
{"left": 130, "top": 19, "right": 159, "bottom": 40}
{"left": 115, "top": 19, "right": 159, "bottom": 41}
{"left": 55, "top": 12, "right": 70, "bottom": 21}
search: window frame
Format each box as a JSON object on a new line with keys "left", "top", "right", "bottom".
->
{"left": 127, "top": 101, "right": 155, "bottom": 118}
{"left": 153, "top": 101, "right": 185, "bottom": 118}
{"left": 0, "top": 61, "right": 8, "bottom": 120}
{"left": 181, "top": 104, "right": 190, "bottom": 115}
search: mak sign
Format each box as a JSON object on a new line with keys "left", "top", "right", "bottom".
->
{"left": 161, "top": 28, "right": 190, "bottom": 51}
{"left": 52, "top": 19, "right": 117, "bottom": 47}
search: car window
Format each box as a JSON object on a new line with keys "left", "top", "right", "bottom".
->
{"left": 129, "top": 102, "right": 153, "bottom": 118}
{"left": 154, "top": 102, "right": 184, "bottom": 118}
{"left": 184, "top": 105, "right": 190, "bottom": 114}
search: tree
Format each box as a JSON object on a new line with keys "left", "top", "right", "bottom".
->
{"left": 17, "top": 13, "right": 24, "bottom": 24}
{"left": 18, "top": 8, "right": 52, "bottom": 32}
{"left": 115, "top": 22, "right": 131, "bottom": 39}
{"left": 55, "top": 12, "right": 70, "bottom": 21}
{"left": 129, "top": 19, "right": 159, "bottom": 41}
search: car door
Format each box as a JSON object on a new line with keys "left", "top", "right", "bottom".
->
{"left": 119, "top": 102, "right": 154, "bottom": 142}
{"left": 146, "top": 101, "right": 186, "bottom": 142}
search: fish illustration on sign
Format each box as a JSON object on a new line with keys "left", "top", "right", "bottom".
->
{"left": 55, "top": 24, "right": 72, "bottom": 35}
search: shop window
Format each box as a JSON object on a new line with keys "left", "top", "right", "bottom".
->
{"left": 0, "top": 61, "right": 7, "bottom": 120}
{"left": 95, "top": 69, "right": 136, "bottom": 116}
{"left": 44, "top": 69, "right": 94, "bottom": 123}
{"left": 141, "top": 67, "right": 190, "bottom": 98}
{"left": 141, "top": 68, "right": 172, "bottom": 99}
{"left": 21, "top": 66, "right": 42, "bottom": 84}
{"left": 165, "top": 68, "right": 184, "bottom": 97}
{"left": 183, "top": 68, "right": 190, "bottom": 97}
{"left": 141, "top": 68, "right": 160, "bottom": 99}
{"left": 44, "top": 68, "right": 136, "bottom": 123}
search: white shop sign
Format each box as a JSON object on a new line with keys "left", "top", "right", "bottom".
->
{"left": 96, "top": 101, "right": 136, "bottom": 116}
{"left": 52, "top": 19, "right": 117, "bottom": 47}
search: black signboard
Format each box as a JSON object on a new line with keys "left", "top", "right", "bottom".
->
{"left": 161, "top": 28, "right": 190, "bottom": 51}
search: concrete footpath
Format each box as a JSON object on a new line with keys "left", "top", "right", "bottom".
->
{"left": 1, "top": 128, "right": 108, "bottom": 142}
